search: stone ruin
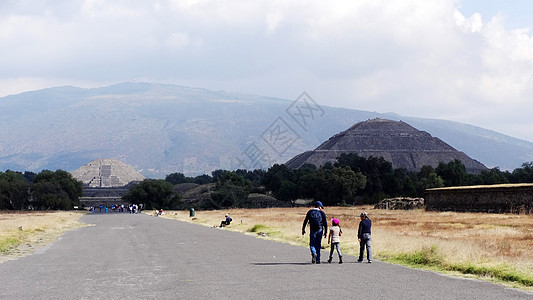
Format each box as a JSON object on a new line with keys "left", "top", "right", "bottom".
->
{"left": 285, "top": 118, "right": 487, "bottom": 174}
{"left": 425, "top": 183, "right": 533, "bottom": 214}
{"left": 71, "top": 159, "right": 146, "bottom": 207}
{"left": 374, "top": 197, "right": 425, "bottom": 210}
{"left": 71, "top": 158, "right": 145, "bottom": 188}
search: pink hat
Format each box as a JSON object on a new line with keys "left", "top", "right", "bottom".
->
{"left": 332, "top": 218, "right": 339, "bottom": 225}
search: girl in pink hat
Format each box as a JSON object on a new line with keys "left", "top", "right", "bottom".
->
{"left": 327, "top": 218, "right": 343, "bottom": 264}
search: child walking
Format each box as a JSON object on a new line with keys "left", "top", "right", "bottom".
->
{"left": 327, "top": 218, "right": 343, "bottom": 264}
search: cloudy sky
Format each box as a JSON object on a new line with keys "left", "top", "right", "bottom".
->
{"left": 2, "top": 0, "right": 533, "bottom": 141}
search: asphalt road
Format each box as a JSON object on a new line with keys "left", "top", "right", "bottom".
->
{"left": 0, "top": 213, "right": 531, "bottom": 300}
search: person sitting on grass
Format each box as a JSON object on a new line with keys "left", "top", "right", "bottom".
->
{"left": 220, "top": 214, "right": 232, "bottom": 227}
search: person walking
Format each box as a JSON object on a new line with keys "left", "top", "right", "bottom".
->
{"left": 357, "top": 211, "right": 372, "bottom": 263}
{"left": 302, "top": 201, "right": 327, "bottom": 264}
{"left": 327, "top": 218, "right": 343, "bottom": 264}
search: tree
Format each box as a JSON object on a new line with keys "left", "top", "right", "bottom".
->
{"left": 122, "top": 179, "right": 182, "bottom": 210}
{"left": 327, "top": 167, "right": 366, "bottom": 205}
{"left": 192, "top": 174, "right": 213, "bottom": 184}
{"left": 296, "top": 166, "right": 366, "bottom": 205}
{"left": 32, "top": 181, "right": 70, "bottom": 210}
{"left": 235, "top": 169, "right": 266, "bottom": 186}
{"left": 335, "top": 154, "right": 393, "bottom": 202}
{"left": 32, "top": 170, "right": 83, "bottom": 210}
{"left": 0, "top": 170, "right": 30, "bottom": 210}
{"left": 262, "top": 164, "right": 297, "bottom": 199}
{"left": 165, "top": 172, "right": 188, "bottom": 185}
{"left": 416, "top": 166, "right": 444, "bottom": 194}
{"left": 436, "top": 159, "right": 469, "bottom": 186}
{"left": 509, "top": 162, "right": 533, "bottom": 183}
{"left": 476, "top": 167, "right": 509, "bottom": 185}
{"left": 385, "top": 168, "right": 416, "bottom": 197}
{"left": 210, "top": 172, "right": 252, "bottom": 208}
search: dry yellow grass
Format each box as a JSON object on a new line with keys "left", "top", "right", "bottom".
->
{"left": 159, "top": 206, "right": 533, "bottom": 289}
{"left": 0, "top": 211, "right": 87, "bottom": 262}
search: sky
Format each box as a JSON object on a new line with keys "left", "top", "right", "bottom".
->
{"left": 1, "top": 0, "right": 533, "bottom": 141}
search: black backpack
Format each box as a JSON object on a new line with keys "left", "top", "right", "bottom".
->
{"left": 308, "top": 209, "right": 323, "bottom": 231}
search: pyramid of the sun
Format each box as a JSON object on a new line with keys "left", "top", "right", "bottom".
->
{"left": 285, "top": 118, "right": 487, "bottom": 174}
{"left": 71, "top": 159, "right": 145, "bottom": 187}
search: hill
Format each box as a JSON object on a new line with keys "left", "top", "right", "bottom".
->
{"left": 0, "top": 82, "right": 532, "bottom": 177}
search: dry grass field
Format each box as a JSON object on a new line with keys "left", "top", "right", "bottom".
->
{"left": 159, "top": 206, "right": 533, "bottom": 290}
{"left": 0, "top": 211, "right": 86, "bottom": 263}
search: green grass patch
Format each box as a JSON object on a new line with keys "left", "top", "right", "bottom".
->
{"left": 0, "top": 237, "right": 22, "bottom": 253}
{"left": 381, "top": 246, "right": 533, "bottom": 287}
{"left": 249, "top": 224, "right": 270, "bottom": 233}
{"left": 393, "top": 245, "right": 443, "bottom": 266}
{"left": 448, "top": 263, "right": 533, "bottom": 287}
{"left": 248, "top": 224, "right": 286, "bottom": 240}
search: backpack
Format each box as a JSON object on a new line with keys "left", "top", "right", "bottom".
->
{"left": 308, "top": 209, "right": 323, "bottom": 231}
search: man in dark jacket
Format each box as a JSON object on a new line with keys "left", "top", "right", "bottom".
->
{"left": 357, "top": 211, "right": 372, "bottom": 263}
{"left": 302, "top": 201, "right": 327, "bottom": 264}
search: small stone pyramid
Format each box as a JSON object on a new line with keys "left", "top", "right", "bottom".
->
{"left": 71, "top": 159, "right": 145, "bottom": 187}
{"left": 285, "top": 118, "right": 487, "bottom": 173}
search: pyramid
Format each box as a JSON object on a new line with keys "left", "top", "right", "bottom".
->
{"left": 71, "top": 159, "right": 145, "bottom": 187}
{"left": 285, "top": 118, "right": 487, "bottom": 173}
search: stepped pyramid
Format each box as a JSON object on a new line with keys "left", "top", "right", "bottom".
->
{"left": 71, "top": 159, "right": 145, "bottom": 187}
{"left": 286, "top": 118, "right": 487, "bottom": 173}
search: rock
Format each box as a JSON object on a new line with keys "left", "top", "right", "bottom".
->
{"left": 374, "top": 197, "right": 425, "bottom": 210}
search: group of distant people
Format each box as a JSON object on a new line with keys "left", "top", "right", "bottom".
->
{"left": 302, "top": 201, "right": 372, "bottom": 264}
{"left": 89, "top": 204, "right": 142, "bottom": 214}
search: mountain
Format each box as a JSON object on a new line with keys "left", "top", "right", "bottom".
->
{"left": 0, "top": 82, "right": 532, "bottom": 177}
{"left": 285, "top": 118, "right": 487, "bottom": 173}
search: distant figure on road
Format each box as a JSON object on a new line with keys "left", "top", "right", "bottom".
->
{"left": 219, "top": 214, "right": 232, "bottom": 227}
{"left": 302, "top": 201, "right": 327, "bottom": 264}
{"left": 357, "top": 211, "right": 372, "bottom": 263}
{"left": 327, "top": 218, "right": 343, "bottom": 264}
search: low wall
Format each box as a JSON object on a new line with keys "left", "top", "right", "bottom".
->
{"left": 79, "top": 197, "right": 125, "bottom": 207}
{"left": 425, "top": 183, "right": 533, "bottom": 214}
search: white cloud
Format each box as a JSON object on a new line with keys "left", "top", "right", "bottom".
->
{"left": 1, "top": 0, "right": 533, "bottom": 140}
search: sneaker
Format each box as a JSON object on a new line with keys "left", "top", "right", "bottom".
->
{"left": 356, "top": 260, "right": 363, "bottom": 263}
{"left": 316, "top": 261, "right": 321, "bottom": 264}
{"left": 312, "top": 253, "right": 317, "bottom": 264}
{"left": 368, "top": 260, "right": 372, "bottom": 263}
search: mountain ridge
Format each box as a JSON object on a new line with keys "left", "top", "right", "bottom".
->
{"left": 1, "top": 82, "right": 532, "bottom": 177}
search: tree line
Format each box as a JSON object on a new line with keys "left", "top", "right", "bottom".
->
{"left": 2, "top": 154, "right": 533, "bottom": 210}
{"left": 132, "top": 154, "right": 533, "bottom": 209}
{"left": 0, "top": 170, "right": 82, "bottom": 210}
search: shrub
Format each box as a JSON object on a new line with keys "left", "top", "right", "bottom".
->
{"left": 396, "top": 245, "right": 442, "bottom": 266}
{"left": 249, "top": 224, "right": 269, "bottom": 233}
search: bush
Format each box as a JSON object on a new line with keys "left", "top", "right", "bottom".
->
{"left": 249, "top": 224, "right": 269, "bottom": 233}
{"left": 395, "top": 245, "right": 442, "bottom": 266}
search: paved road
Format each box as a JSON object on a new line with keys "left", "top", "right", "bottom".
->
{"left": 0, "top": 213, "right": 530, "bottom": 299}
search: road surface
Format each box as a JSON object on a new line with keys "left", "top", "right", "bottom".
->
{"left": 0, "top": 213, "right": 530, "bottom": 299}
